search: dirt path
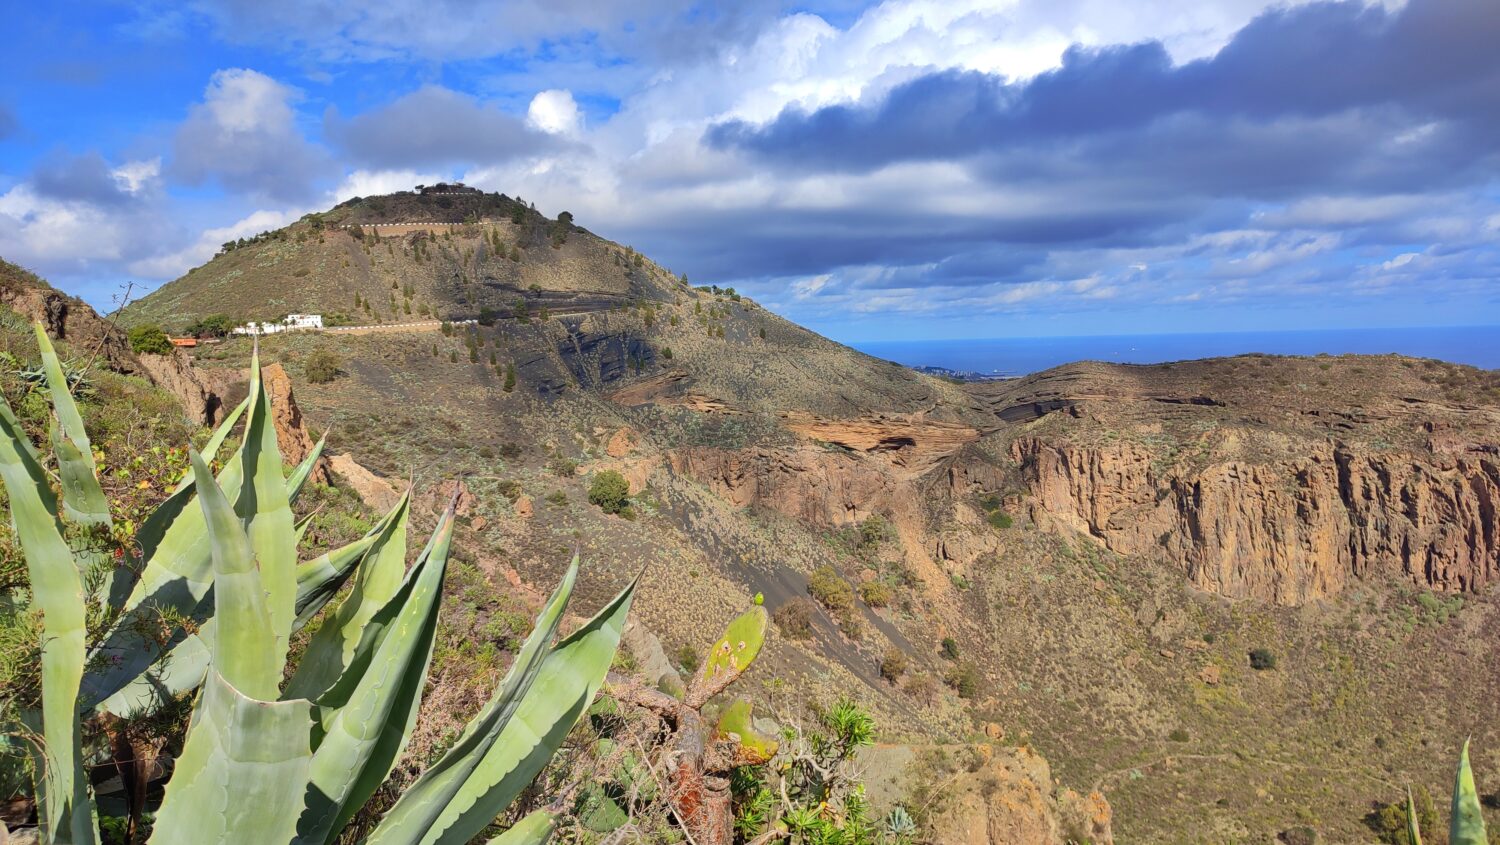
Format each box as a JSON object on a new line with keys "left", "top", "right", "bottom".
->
{"left": 325, "top": 320, "right": 474, "bottom": 336}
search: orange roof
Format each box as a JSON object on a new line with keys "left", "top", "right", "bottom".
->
{"left": 169, "top": 337, "right": 198, "bottom": 347}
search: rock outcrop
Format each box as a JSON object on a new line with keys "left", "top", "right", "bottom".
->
{"left": 134, "top": 351, "right": 229, "bottom": 427}
{"left": 1013, "top": 435, "right": 1500, "bottom": 603}
{"left": 262, "top": 363, "right": 330, "bottom": 485}
{"left": 329, "top": 453, "right": 401, "bottom": 512}
{"left": 0, "top": 264, "right": 138, "bottom": 374}
{"left": 903, "top": 745, "right": 1113, "bottom": 845}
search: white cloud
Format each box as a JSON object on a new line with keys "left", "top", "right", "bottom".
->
{"left": 527, "top": 90, "right": 582, "bottom": 136}
{"left": 111, "top": 158, "right": 162, "bottom": 195}
{"left": 331, "top": 169, "right": 445, "bottom": 203}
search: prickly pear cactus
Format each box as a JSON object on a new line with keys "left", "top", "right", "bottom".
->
{"left": 701, "top": 606, "right": 767, "bottom": 682}
{"left": 714, "top": 697, "right": 778, "bottom": 764}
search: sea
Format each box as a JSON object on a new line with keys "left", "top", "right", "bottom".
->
{"left": 850, "top": 325, "right": 1500, "bottom": 378}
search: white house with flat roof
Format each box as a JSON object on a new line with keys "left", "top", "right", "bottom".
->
{"left": 232, "top": 314, "right": 324, "bottom": 335}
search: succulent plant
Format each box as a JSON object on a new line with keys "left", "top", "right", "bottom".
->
{"left": 1, "top": 325, "right": 633, "bottom": 844}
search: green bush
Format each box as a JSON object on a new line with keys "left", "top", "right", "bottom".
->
{"left": 184, "top": 313, "right": 235, "bottom": 337}
{"left": 986, "top": 510, "right": 1013, "bottom": 530}
{"left": 941, "top": 637, "right": 960, "bottom": 660}
{"left": 879, "top": 647, "right": 908, "bottom": 682}
{"left": 127, "top": 324, "right": 173, "bottom": 355}
{"left": 1248, "top": 648, "right": 1278, "bottom": 670}
{"left": 1367, "top": 784, "right": 1437, "bottom": 845}
{"left": 944, "top": 663, "right": 980, "bottom": 699}
{"left": 588, "top": 470, "right": 631, "bottom": 515}
{"left": 303, "top": 349, "right": 340, "bottom": 384}
{"left": 808, "top": 565, "right": 854, "bottom": 614}
{"left": 859, "top": 580, "right": 893, "bottom": 608}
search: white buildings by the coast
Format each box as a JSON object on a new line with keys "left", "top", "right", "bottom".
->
{"left": 231, "top": 314, "right": 325, "bottom": 335}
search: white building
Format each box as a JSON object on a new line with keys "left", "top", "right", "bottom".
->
{"left": 232, "top": 313, "right": 324, "bottom": 335}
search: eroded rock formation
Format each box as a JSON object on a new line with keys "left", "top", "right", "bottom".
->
{"left": 1013, "top": 435, "right": 1500, "bottom": 603}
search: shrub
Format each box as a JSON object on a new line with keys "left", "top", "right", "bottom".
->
{"left": 503, "top": 362, "right": 517, "bottom": 392}
{"left": 675, "top": 643, "right": 700, "bottom": 673}
{"left": 127, "top": 324, "right": 173, "bottom": 355}
{"left": 545, "top": 490, "right": 568, "bottom": 506}
{"left": 944, "top": 664, "right": 980, "bottom": 699}
{"left": 858, "top": 515, "right": 889, "bottom": 548}
{"left": 859, "top": 580, "right": 893, "bottom": 608}
{"left": 548, "top": 454, "right": 577, "bottom": 477}
{"left": 304, "top": 349, "right": 340, "bottom": 384}
{"left": 773, "top": 598, "right": 816, "bottom": 639}
{"left": 1249, "top": 648, "right": 1278, "bottom": 670}
{"left": 1367, "top": 784, "right": 1437, "bottom": 845}
{"left": 588, "top": 471, "right": 631, "bottom": 515}
{"left": 184, "top": 313, "right": 234, "bottom": 337}
{"left": 1168, "top": 728, "right": 1190, "bottom": 742}
{"left": 808, "top": 565, "right": 854, "bottom": 614}
{"left": 941, "top": 637, "right": 960, "bottom": 660}
{"left": 879, "top": 647, "right": 908, "bottom": 682}
{"left": 986, "top": 510, "right": 1013, "bottom": 530}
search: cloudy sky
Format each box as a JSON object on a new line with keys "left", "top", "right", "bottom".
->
{"left": 1, "top": 0, "right": 1497, "bottom": 341}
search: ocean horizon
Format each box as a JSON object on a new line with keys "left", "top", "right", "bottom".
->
{"left": 850, "top": 325, "right": 1500, "bottom": 377}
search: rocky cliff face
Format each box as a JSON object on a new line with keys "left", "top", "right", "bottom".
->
{"left": 985, "top": 359, "right": 1500, "bottom": 605}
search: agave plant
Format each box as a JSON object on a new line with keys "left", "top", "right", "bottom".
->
{"left": 1402, "top": 740, "right": 1490, "bottom": 845}
{"left": 0, "top": 324, "right": 633, "bottom": 844}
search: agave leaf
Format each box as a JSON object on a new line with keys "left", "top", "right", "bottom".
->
{"left": 96, "top": 628, "right": 213, "bottom": 719}
{"left": 52, "top": 423, "right": 110, "bottom": 531}
{"left": 0, "top": 393, "right": 95, "bottom": 844}
{"left": 99, "top": 526, "right": 392, "bottom": 719}
{"left": 363, "top": 560, "right": 582, "bottom": 845}
{"left": 80, "top": 396, "right": 254, "bottom": 709}
{"left": 294, "top": 506, "right": 453, "bottom": 844}
{"left": 288, "top": 433, "right": 327, "bottom": 504}
{"left": 32, "top": 324, "right": 95, "bottom": 471}
{"left": 285, "top": 490, "right": 411, "bottom": 701}
{"left": 148, "top": 669, "right": 314, "bottom": 845}
{"left": 294, "top": 533, "right": 379, "bottom": 628}
{"left": 235, "top": 350, "right": 298, "bottom": 671}
{"left": 1451, "top": 740, "right": 1488, "bottom": 845}
{"left": 1406, "top": 787, "right": 1423, "bottom": 845}
{"left": 405, "top": 576, "right": 634, "bottom": 845}
{"left": 485, "top": 810, "right": 555, "bottom": 845}
{"left": 190, "top": 449, "right": 281, "bottom": 699}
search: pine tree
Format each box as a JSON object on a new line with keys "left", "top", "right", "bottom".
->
{"left": 504, "top": 363, "right": 517, "bottom": 392}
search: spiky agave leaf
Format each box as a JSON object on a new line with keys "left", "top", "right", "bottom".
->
{"left": 365, "top": 562, "right": 637, "bottom": 845}
{"left": 1451, "top": 740, "right": 1488, "bottom": 845}
{"left": 1406, "top": 787, "right": 1423, "bottom": 845}
{"left": 187, "top": 448, "right": 281, "bottom": 698}
{"left": 98, "top": 497, "right": 408, "bottom": 719}
{"left": 231, "top": 348, "right": 299, "bottom": 671}
{"left": 293, "top": 503, "right": 453, "bottom": 844}
{"left": 0, "top": 392, "right": 95, "bottom": 844}
{"left": 79, "top": 352, "right": 298, "bottom": 710}
{"left": 284, "top": 490, "right": 411, "bottom": 702}
{"left": 484, "top": 810, "right": 555, "bottom": 845}
{"left": 147, "top": 669, "right": 314, "bottom": 845}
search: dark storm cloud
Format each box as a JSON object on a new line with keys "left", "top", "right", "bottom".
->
{"left": 324, "top": 86, "right": 559, "bottom": 169}
{"left": 709, "top": 0, "right": 1500, "bottom": 189}
{"left": 31, "top": 151, "right": 136, "bottom": 205}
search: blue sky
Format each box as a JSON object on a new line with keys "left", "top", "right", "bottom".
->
{"left": 1, "top": 0, "right": 1497, "bottom": 342}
